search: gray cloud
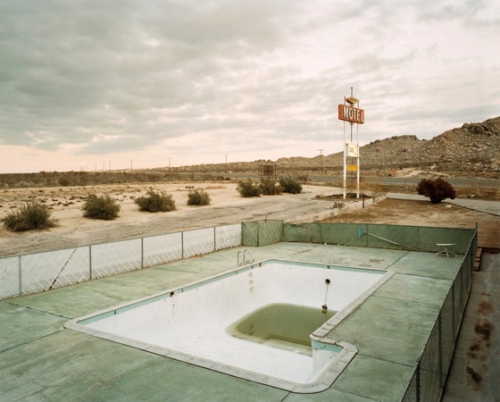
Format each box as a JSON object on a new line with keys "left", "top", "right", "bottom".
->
{"left": 0, "top": 0, "right": 499, "bottom": 172}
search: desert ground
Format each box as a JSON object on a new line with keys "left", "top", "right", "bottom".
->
{"left": 323, "top": 198, "right": 500, "bottom": 249}
{"left": 0, "top": 182, "right": 337, "bottom": 256}
{"left": 0, "top": 181, "right": 499, "bottom": 257}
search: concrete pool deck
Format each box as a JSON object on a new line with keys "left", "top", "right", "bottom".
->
{"left": 1, "top": 242, "right": 466, "bottom": 401}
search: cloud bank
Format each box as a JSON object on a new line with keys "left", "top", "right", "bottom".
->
{"left": 0, "top": 0, "right": 499, "bottom": 172}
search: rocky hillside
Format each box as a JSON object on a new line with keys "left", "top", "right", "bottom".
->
{"left": 183, "top": 116, "right": 500, "bottom": 178}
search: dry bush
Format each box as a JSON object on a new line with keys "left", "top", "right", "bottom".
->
{"left": 135, "top": 190, "right": 176, "bottom": 212}
{"left": 279, "top": 176, "right": 302, "bottom": 194}
{"left": 1, "top": 201, "right": 57, "bottom": 231}
{"left": 259, "top": 177, "right": 282, "bottom": 195}
{"left": 82, "top": 194, "right": 120, "bottom": 220}
{"left": 187, "top": 189, "right": 211, "bottom": 206}
{"left": 417, "top": 178, "right": 456, "bottom": 204}
{"left": 237, "top": 180, "right": 261, "bottom": 197}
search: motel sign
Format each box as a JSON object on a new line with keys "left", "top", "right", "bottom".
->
{"left": 338, "top": 104, "right": 365, "bottom": 124}
{"left": 338, "top": 88, "right": 364, "bottom": 199}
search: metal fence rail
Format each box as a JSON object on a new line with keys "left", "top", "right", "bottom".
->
{"left": 400, "top": 230, "right": 477, "bottom": 402}
{"left": 0, "top": 223, "right": 241, "bottom": 300}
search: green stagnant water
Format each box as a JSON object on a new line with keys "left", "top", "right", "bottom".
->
{"left": 227, "top": 303, "right": 336, "bottom": 355}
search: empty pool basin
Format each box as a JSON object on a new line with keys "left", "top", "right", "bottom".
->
{"left": 66, "top": 260, "right": 393, "bottom": 393}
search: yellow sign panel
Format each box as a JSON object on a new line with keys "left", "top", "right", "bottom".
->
{"left": 346, "top": 165, "right": 358, "bottom": 172}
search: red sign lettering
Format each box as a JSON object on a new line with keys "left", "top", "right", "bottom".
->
{"left": 338, "top": 104, "right": 365, "bottom": 124}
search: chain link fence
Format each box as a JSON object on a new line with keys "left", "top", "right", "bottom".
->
{"left": 241, "top": 221, "right": 475, "bottom": 255}
{"left": 400, "top": 227, "right": 477, "bottom": 402}
{"left": 242, "top": 221, "right": 284, "bottom": 247}
{"left": 0, "top": 223, "right": 241, "bottom": 300}
{"left": 242, "top": 220, "right": 477, "bottom": 401}
{"left": 282, "top": 222, "right": 475, "bottom": 254}
{"left": 0, "top": 219, "right": 477, "bottom": 400}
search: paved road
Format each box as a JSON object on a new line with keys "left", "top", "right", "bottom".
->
{"left": 221, "top": 173, "right": 500, "bottom": 188}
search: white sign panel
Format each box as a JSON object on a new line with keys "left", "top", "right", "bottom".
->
{"left": 345, "top": 143, "right": 358, "bottom": 157}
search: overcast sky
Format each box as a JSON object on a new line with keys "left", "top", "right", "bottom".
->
{"left": 0, "top": 0, "right": 499, "bottom": 173}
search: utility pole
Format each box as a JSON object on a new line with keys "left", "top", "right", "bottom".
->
{"left": 225, "top": 154, "right": 228, "bottom": 173}
{"left": 130, "top": 160, "right": 133, "bottom": 171}
{"left": 318, "top": 149, "right": 324, "bottom": 175}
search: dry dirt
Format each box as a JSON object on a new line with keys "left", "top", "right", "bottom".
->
{"left": 0, "top": 183, "right": 499, "bottom": 256}
{"left": 0, "top": 182, "right": 245, "bottom": 230}
{"left": 323, "top": 198, "right": 500, "bottom": 249}
{"left": 0, "top": 182, "right": 337, "bottom": 256}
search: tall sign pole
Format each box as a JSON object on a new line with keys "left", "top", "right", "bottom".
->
{"left": 338, "top": 87, "right": 364, "bottom": 199}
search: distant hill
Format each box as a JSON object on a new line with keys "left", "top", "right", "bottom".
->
{"left": 182, "top": 116, "right": 500, "bottom": 178}
{"left": 1, "top": 117, "right": 498, "bottom": 189}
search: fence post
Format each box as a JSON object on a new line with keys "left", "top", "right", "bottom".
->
{"left": 451, "top": 284, "right": 456, "bottom": 339}
{"left": 416, "top": 361, "right": 421, "bottom": 402}
{"left": 181, "top": 231, "right": 184, "bottom": 259}
{"left": 18, "top": 255, "right": 22, "bottom": 297}
{"left": 438, "top": 312, "right": 443, "bottom": 389}
{"left": 89, "top": 245, "right": 92, "bottom": 280}
{"left": 459, "top": 263, "right": 464, "bottom": 314}
{"left": 214, "top": 227, "right": 217, "bottom": 251}
{"left": 141, "top": 237, "right": 144, "bottom": 268}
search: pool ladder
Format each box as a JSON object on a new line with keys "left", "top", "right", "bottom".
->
{"left": 237, "top": 249, "right": 255, "bottom": 266}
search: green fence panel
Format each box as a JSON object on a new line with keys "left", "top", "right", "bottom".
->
{"left": 419, "top": 319, "right": 442, "bottom": 402}
{"left": 320, "top": 223, "right": 368, "bottom": 247}
{"left": 282, "top": 223, "right": 369, "bottom": 247}
{"left": 399, "top": 229, "right": 477, "bottom": 402}
{"left": 440, "top": 291, "right": 454, "bottom": 384}
{"left": 242, "top": 221, "right": 284, "bottom": 247}
{"left": 418, "top": 227, "right": 475, "bottom": 254}
{"left": 282, "top": 223, "right": 323, "bottom": 243}
{"left": 242, "top": 222, "right": 259, "bottom": 247}
{"left": 282, "top": 223, "right": 477, "bottom": 252}
{"left": 258, "top": 221, "right": 283, "bottom": 246}
{"left": 365, "top": 224, "right": 421, "bottom": 250}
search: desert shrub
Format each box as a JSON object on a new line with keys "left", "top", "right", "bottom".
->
{"left": 237, "top": 180, "right": 261, "bottom": 197}
{"left": 332, "top": 201, "right": 345, "bottom": 209}
{"left": 1, "top": 201, "right": 57, "bottom": 232}
{"left": 416, "top": 177, "right": 456, "bottom": 204}
{"left": 187, "top": 189, "right": 211, "bottom": 206}
{"left": 135, "top": 190, "right": 176, "bottom": 212}
{"left": 82, "top": 194, "right": 120, "bottom": 220}
{"left": 259, "top": 177, "right": 282, "bottom": 195}
{"left": 279, "top": 176, "right": 302, "bottom": 194}
{"left": 58, "top": 176, "right": 70, "bottom": 186}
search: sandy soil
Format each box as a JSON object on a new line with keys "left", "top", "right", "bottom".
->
{"left": 0, "top": 182, "right": 242, "bottom": 227}
{"left": 0, "top": 182, "right": 337, "bottom": 256}
{"left": 1, "top": 183, "right": 498, "bottom": 256}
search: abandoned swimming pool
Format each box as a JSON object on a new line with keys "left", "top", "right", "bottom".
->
{"left": 66, "top": 259, "right": 393, "bottom": 393}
